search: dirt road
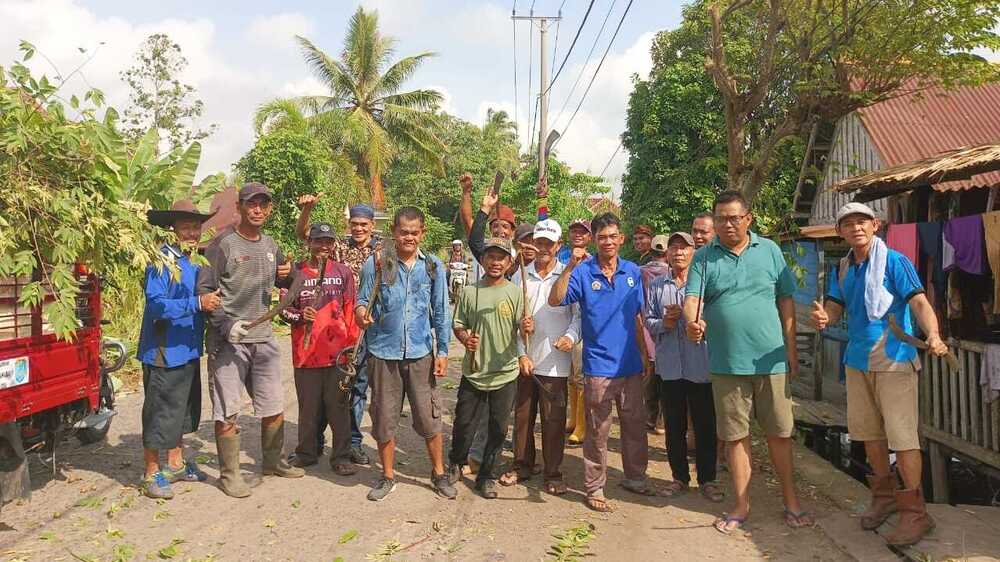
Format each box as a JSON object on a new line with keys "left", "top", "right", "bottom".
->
{"left": 1, "top": 339, "right": 853, "bottom": 561}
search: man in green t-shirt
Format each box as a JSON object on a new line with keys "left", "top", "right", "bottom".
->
{"left": 684, "top": 190, "right": 810, "bottom": 535}
{"left": 447, "top": 237, "right": 533, "bottom": 499}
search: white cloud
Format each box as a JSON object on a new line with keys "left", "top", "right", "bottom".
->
{"left": 280, "top": 76, "right": 328, "bottom": 98}
{"left": 424, "top": 83, "right": 457, "bottom": 115}
{"left": 245, "top": 12, "right": 316, "bottom": 51}
{"left": 543, "top": 32, "right": 655, "bottom": 194}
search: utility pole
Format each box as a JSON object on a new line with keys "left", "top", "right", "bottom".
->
{"left": 512, "top": 10, "right": 561, "bottom": 180}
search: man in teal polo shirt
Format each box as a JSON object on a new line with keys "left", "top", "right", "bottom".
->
{"left": 549, "top": 212, "right": 652, "bottom": 513}
{"left": 812, "top": 202, "right": 946, "bottom": 546}
{"left": 684, "top": 191, "right": 810, "bottom": 534}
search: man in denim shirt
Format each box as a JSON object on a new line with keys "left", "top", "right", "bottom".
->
{"left": 644, "top": 232, "right": 722, "bottom": 503}
{"left": 355, "top": 207, "right": 455, "bottom": 501}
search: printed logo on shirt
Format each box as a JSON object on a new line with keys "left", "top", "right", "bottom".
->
{"left": 498, "top": 301, "right": 514, "bottom": 319}
{"left": 266, "top": 252, "right": 275, "bottom": 262}
{"left": 627, "top": 276, "right": 635, "bottom": 288}
{"left": 591, "top": 280, "right": 602, "bottom": 291}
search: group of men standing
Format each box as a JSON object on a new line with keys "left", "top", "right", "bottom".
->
{"left": 137, "top": 177, "right": 945, "bottom": 546}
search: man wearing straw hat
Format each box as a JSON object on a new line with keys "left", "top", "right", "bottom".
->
{"left": 139, "top": 200, "right": 220, "bottom": 499}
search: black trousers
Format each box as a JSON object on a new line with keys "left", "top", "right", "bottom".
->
{"left": 658, "top": 378, "right": 717, "bottom": 485}
{"left": 449, "top": 377, "right": 518, "bottom": 485}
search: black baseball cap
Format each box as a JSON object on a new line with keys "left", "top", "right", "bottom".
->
{"left": 308, "top": 222, "right": 337, "bottom": 240}
{"left": 238, "top": 182, "right": 272, "bottom": 202}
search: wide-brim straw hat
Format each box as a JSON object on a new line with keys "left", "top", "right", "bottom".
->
{"left": 147, "top": 199, "right": 218, "bottom": 228}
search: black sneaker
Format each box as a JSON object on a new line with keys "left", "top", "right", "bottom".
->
{"left": 350, "top": 445, "right": 371, "bottom": 465}
{"left": 367, "top": 477, "right": 397, "bottom": 502}
{"left": 432, "top": 472, "right": 458, "bottom": 499}
{"left": 477, "top": 479, "right": 498, "bottom": 499}
{"left": 445, "top": 463, "right": 463, "bottom": 485}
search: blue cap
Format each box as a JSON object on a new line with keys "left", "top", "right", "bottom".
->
{"left": 349, "top": 204, "right": 375, "bottom": 220}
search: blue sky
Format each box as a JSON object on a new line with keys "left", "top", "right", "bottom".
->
{"left": 2, "top": 0, "right": 686, "bottom": 193}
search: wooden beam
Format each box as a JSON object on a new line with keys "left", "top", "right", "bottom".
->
{"left": 921, "top": 424, "right": 1000, "bottom": 470}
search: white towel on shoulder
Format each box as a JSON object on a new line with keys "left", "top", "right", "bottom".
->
{"left": 864, "top": 237, "right": 894, "bottom": 321}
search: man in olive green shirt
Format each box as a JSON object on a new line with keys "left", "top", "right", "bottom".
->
{"left": 684, "top": 191, "right": 810, "bottom": 535}
{"left": 448, "top": 237, "right": 533, "bottom": 498}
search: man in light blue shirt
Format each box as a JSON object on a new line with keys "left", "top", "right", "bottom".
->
{"left": 644, "top": 232, "right": 722, "bottom": 503}
{"left": 355, "top": 207, "right": 455, "bottom": 502}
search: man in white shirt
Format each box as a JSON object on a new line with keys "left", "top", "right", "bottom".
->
{"left": 501, "top": 219, "right": 581, "bottom": 495}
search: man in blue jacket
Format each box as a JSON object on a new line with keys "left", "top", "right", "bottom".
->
{"left": 138, "top": 200, "right": 220, "bottom": 499}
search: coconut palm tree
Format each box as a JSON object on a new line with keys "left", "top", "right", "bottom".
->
{"left": 256, "top": 7, "right": 445, "bottom": 209}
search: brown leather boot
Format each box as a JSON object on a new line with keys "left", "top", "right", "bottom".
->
{"left": 885, "top": 488, "right": 935, "bottom": 546}
{"left": 860, "top": 472, "right": 898, "bottom": 530}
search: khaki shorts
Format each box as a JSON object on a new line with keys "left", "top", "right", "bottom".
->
{"left": 208, "top": 338, "right": 284, "bottom": 422}
{"left": 368, "top": 355, "right": 442, "bottom": 443}
{"left": 845, "top": 367, "right": 920, "bottom": 451}
{"left": 712, "top": 373, "right": 793, "bottom": 441}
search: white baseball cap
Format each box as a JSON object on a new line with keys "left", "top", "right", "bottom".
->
{"left": 835, "top": 202, "right": 877, "bottom": 225}
{"left": 533, "top": 219, "right": 562, "bottom": 242}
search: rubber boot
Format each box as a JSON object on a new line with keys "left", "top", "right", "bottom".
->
{"left": 216, "top": 433, "right": 251, "bottom": 498}
{"left": 565, "top": 380, "right": 579, "bottom": 434}
{"left": 261, "top": 421, "right": 305, "bottom": 478}
{"left": 860, "top": 472, "right": 898, "bottom": 530}
{"left": 885, "top": 488, "right": 935, "bottom": 546}
{"left": 568, "top": 385, "right": 586, "bottom": 445}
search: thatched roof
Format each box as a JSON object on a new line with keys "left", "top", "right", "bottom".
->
{"left": 831, "top": 142, "right": 1000, "bottom": 202}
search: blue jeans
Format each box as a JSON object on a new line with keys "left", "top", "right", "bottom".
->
{"left": 350, "top": 356, "right": 369, "bottom": 447}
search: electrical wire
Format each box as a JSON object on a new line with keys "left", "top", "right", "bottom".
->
{"left": 552, "top": 0, "right": 634, "bottom": 147}
{"left": 512, "top": 2, "right": 520, "bottom": 140}
{"left": 552, "top": 0, "right": 617, "bottom": 126}
{"left": 540, "top": 0, "right": 596, "bottom": 98}
{"left": 599, "top": 140, "right": 623, "bottom": 178}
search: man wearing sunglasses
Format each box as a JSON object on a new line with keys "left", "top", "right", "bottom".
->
{"left": 684, "top": 191, "right": 809, "bottom": 534}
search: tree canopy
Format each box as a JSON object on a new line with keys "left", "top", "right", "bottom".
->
{"left": 620, "top": 8, "right": 803, "bottom": 235}
{"left": 705, "top": 0, "right": 1000, "bottom": 200}
{"left": 257, "top": 7, "right": 446, "bottom": 209}
{"left": 0, "top": 43, "right": 190, "bottom": 339}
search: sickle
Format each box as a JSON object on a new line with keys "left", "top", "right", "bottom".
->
{"left": 887, "top": 315, "right": 960, "bottom": 373}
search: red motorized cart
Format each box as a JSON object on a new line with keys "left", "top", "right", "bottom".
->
{"left": 0, "top": 264, "right": 126, "bottom": 501}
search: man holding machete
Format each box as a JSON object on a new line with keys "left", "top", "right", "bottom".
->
{"left": 811, "top": 202, "right": 947, "bottom": 546}
{"left": 197, "top": 182, "right": 303, "bottom": 498}
{"left": 279, "top": 222, "right": 360, "bottom": 475}
{"left": 356, "top": 207, "right": 455, "bottom": 502}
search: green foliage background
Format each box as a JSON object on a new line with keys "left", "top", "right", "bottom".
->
{"left": 234, "top": 129, "right": 363, "bottom": 257}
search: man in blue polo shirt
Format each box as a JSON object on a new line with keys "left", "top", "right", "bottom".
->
{"left": 812, "top": 202, "right": 946, "bottom": 546}
{"left": 549, "top": 212, "right": 652, "bottom": 513}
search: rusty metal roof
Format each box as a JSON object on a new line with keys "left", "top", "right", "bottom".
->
{"left": 856, "top": 82, "right": 1000, "bottom": 191}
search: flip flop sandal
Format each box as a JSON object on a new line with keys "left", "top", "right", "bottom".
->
{"left": 332, "top": 463, "right": 358, "bottom": 476}
{"left": 620, "top": 480, "right": 659, "bottom": 496}
{"left": 783, "top": 508, "right": 815, "bottom": 528}
{"left": 662, "top": 481, "right": 689, "bottom": 497}
{"left": 586, "top": 495, "right": 615, "bottom": 513}
{"left": 700, "top": 483, "right": 725, "bottom": 503}
{"left": 544, "top": 480, "right": 568, "bottom": 496}
{"left": 498, "top": 471, "right": 520, "bottom": 487}
{"left": 714, "top": 514, "right": 746, "bottom": 535}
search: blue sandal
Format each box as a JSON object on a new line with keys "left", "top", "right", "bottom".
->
{"left": 714, "top": 514, "right": 746, "bottom": 535}
{"left": 783, "top": 508, "right": 815, "bottom": 528}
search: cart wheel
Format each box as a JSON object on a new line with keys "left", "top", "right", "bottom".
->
{"left": 76, "top": 416, "right": 112, "bottom": 445}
